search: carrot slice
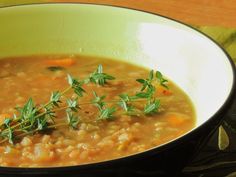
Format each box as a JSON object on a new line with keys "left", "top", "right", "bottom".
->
{"left": 45, "top": 58, "right": 76, "bottom": 67}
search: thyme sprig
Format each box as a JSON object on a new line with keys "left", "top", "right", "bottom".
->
{"left": 0, "top": 66, "right": 168, "bottom": 144}
{"left": 136, "top": 70, "right": 168, "bottom": 114}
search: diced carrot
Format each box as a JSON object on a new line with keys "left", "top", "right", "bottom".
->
{"left": 166, "top": 114, "right": 185, "bottom": 126}
{"left": 162, "top": 89, "right": 172, "bottom": 96}
{"left": 44, "top": 58, "right": 76, "bottom": 67}
{"left": 0, "top": 113, "right": 11, "bottom": 125}
{"left": 157, "top": 85, "right": 172, "bottom": 96}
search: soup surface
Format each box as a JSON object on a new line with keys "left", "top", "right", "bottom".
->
{"left": 0, "top": 55, "right": 195, "bottom": 167}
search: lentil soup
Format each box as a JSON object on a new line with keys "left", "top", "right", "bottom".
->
{"left": 0, "top": 55, "right": 195, "bottom": 167}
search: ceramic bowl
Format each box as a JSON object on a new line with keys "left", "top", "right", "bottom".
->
{"left": 0, "top": 3, "right": 235, "bottom": 176}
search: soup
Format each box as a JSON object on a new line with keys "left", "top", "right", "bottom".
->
{"left": 0, "top": 55, "right": 195, "bottom": 167}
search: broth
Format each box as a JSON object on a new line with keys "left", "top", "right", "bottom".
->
{"left": 0, "top": 55, "right": 195, "bottom": 167}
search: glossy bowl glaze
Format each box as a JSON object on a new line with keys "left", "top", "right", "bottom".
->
{"left": 0, "top": 3, "right": 235, "bottom": 176}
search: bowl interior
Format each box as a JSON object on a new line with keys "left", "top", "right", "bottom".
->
{"left": 0, "top": 3, "right": 234, "bottom": 130}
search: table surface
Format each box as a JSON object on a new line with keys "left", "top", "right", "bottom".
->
{"left": 53, "top": 0, "right": 236, "bottom": 28}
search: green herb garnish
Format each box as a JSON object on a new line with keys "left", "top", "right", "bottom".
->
{"left": 0, "top": 65, "right": 168, "bottom": 144}
{"left": 89, "top": 64, "right": 115, "bottom": 86}
{"left": 156, "top": 71, "right": 169, "bottom": 89}
{"left": 118, "top": 94, "right": 137, "bottom": 115}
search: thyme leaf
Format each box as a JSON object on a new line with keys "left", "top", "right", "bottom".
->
{"left": 66, "top": 110, "right": 80, "bottom": 129}
{"left": 156, "top": 71, "right": 169, "bottom": 89}
{"left": 50, "top": 91, "right": 62, "bottom": 107}
{"left": 144, "top": 99, "right": 160, "bottom": 114}
{"left": 92, "top": 91, "right": 106, "bottom": 111}
{"left": 67, "top": 74, "right": 86, "bottom": 97}
{"left": 89, "top": 64, "right": 115, "bottom": 86}
{"left": 66, "top": 98, "right": 80, "bottom": 112}
{"left": 118, "top": 94, "right": 137, "bottom": 115}
{"left": 98, "top": 107, "right": 116, "bottom": 121}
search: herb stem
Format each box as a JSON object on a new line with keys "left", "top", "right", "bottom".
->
{"left": 37, "top": 86, "right": 72, "bottom": 112}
